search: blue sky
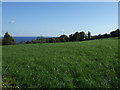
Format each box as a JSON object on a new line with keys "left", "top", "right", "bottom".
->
{"left": 2, "top": 2, "right": 118, "bottom": 37}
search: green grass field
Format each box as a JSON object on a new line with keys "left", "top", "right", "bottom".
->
{"left": 2, "top": 38, "right": 120, "bottom": 88}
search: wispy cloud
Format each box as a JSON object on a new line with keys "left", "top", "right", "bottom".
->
{"left": 9, "top": 20, "right": 15, "bottom": 24}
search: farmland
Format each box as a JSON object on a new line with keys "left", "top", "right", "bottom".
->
{"left": 2, "top": 37, "right": 119, "bottom": 88}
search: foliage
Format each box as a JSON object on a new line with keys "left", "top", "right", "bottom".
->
{"left": 59, "top": 35, "right": 68, "bottom": 42}
{"left": 72, "top": 32, "right": 80, "bottom": 41}
{"left": 69, "top": 34, "right": 73, "bottom": 41}
{"left": 88, "top": 31, "right": 91, "bottom": 39}
{"left": 2, "top": 32, "right": 15, "bottom": 45}
{"left": 71, "top": 32, "right": 85, "bottom": 41}
{"left": 79, "top": 32, "right": 85, "bottom": 40}
{"left": 48, "top": 38, "right": 56, "bottom": 43}
{"left": 15, "top": 29, "right": 120, "bottom": 45}
{"left": 109, "top": 29, "right": 120, "bottom": 37}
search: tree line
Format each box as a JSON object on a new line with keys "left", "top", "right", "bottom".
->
{"left": 2, "top": 29, "right": 120, "bottom": 45}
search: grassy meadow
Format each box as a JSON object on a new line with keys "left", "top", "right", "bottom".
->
{"left": 2, "top": 37, "right": 120, "bottom": 88}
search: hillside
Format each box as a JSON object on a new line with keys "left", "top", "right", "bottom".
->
{"left": 2, "top": 37, "right": 119, "bottom": 88}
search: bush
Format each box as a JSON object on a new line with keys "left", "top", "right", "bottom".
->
{"left": 26, "top": 41, "right": 33, "bottom": 44}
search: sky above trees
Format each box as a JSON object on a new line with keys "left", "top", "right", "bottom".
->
{"left": 2, "top": 2, "right": 118, "bottom": 37}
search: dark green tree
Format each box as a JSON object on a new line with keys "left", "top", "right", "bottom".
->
{"left": 69, "top": 34, "right": 73, "bottom": 41}
{"left": 59, "top": 35, "right": 68, "bottom": 42}
{"left": 73, "top": 32, "right": 80, "bottom": 41}
{"left": 2, "top": 32, "right": 15, "bottom": 45}
{"left": 88, "top": 31, "right": 91, "bottom": 39}
{"left": 79, "top": 32, "right": 85, "bottom": 40}
{"left": 109, "top": 29, "right": 120, "bottom": 37}
{"left": 98, "top": 34, "right": 101, "bottom": 39}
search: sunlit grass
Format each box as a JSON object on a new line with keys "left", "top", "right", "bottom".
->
{"left": 2, "top": 38, "right": 119, "bottom": 88}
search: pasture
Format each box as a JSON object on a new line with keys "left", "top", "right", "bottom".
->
{"left": 2, "top": 38, "right": 119, "bottom": 88}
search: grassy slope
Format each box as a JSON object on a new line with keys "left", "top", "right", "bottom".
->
{"left": 2, "top": 38, "right": 119, "bottom": 88}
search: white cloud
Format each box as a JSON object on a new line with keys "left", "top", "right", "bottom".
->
{"left": 9, "top": 20, "right": 15, "bottom": 24}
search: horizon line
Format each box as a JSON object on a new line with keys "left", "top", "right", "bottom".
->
{"left": 1, "top": 28, "right": 118, "bottom": 37}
